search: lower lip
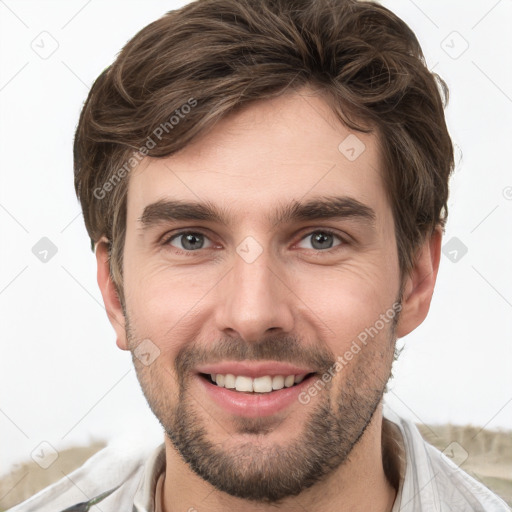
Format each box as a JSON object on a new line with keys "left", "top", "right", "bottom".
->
{"left": 197, "top": 374, "right": 315, "bottom": 418}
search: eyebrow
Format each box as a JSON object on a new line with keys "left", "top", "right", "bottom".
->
{"left": 138, "top": 196, "right": 376, "bottom": 230}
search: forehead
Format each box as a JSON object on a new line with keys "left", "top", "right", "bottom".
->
{"left": 127, "top": 89, "right": 388, "bottom": 226}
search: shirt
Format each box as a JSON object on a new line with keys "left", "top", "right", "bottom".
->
{"left": 6, "top": 406, "right": 510, "bottom": 512}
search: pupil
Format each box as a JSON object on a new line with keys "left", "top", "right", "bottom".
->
{"left": 312, "top": 232, "right": 333, "bottom": 250}
{"left": 183, "top": 233, "right": 203, "bottom": 250}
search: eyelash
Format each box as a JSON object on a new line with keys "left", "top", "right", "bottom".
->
{"left": 161, "top": 228, "right": 347, "bottom": 254}
{"left": 297, "top": 229, "right": 346, "bottom": 252}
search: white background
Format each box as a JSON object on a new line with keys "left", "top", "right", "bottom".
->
{"left": 1, "top": 0, "right": 511, "bottom": 475}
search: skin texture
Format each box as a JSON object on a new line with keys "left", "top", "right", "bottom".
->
{"left": 96, "top": 86, "right": 441, "bottom": 512}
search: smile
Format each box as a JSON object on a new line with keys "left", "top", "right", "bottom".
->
{"left": 196, "top": 370, "right": 318, "bottom": 417}
{"left": 202, "top": 373, "right": 313, "bottom": 393}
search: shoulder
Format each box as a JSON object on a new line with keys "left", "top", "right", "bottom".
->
{"left": 6, "top": 439, "right": 164, "bottom": 512}
{"left": 422, "top": 441, "right": 511, "bottom": 511}
{"left": 383, "top": 405, "right": 511, "bottom": 512}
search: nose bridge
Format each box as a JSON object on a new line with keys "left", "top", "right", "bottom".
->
{"left": 214, "top": 242, "right": 294, "bottom": 341}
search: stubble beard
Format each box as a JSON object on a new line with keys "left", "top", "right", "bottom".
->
{"left": 127, "top": 307, "right": 399, "bottom": 504}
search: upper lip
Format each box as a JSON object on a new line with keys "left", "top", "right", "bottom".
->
{"left": 195, "top": 361, "right": 316, "bottom": 378}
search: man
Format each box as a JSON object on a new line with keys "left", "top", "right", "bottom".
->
{"left": 8, "top": 0, "right": 509, "bottom": 510}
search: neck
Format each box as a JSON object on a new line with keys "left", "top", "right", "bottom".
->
{"left": 161, "top": 404, "right": 401, "bottom": 512}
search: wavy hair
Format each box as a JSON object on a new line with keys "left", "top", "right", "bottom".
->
{"left": 74, "top": 0, "right": 454, "bottom": 304}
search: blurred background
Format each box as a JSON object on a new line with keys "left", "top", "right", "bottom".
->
{"left": 0, "top": 0, "right": 511, "bottom": 504}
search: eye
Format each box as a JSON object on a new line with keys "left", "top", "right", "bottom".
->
{"left": 296, "top": 230, "right": 344, "bottom": 251}
{"left": 166, "top": 231, "right": 213, "bottom": 251}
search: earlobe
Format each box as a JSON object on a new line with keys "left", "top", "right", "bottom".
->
{"left": 95, "top": 238, "right": 129, "bottom": 350}
{"left": 395, "top": 227, "right": 442, "bottom": 338}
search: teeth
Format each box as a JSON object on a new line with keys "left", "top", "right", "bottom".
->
{"left": 272, "top": 375, "right": 284, "bottom": 390}
{"left": 253, "top": 376, "right": 272, "bottom": 393}
{"left": 224, "top": 373, "right": 236, "bottom": 389}
{"left": 209, "top": 373, "right": 309, "bottom": 393}
{"left": 235, "top": 375, "right": 253, "bottom": 392}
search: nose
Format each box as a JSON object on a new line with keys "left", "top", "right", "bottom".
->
{"left": 213, "top": 245, "right": 295, "bottom": 343}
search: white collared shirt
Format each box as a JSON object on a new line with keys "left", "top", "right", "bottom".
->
{"left": 7, "top": 406, "right": 510, "bottom": 512}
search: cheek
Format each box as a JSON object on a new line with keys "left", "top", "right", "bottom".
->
{"left": 289, "top": 260, "right": 399, "bottom": 349}
{"left": 123, "top": 260, "right": 218, "bottom": 356}
{"left": 126, "top": 256, "right": 209, "bottom": 314}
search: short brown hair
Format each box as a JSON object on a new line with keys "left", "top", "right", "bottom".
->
{"left": 74, "top": 0, "right": 454, "bottom": 305}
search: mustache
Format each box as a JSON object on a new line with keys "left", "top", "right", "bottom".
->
{"left": 175, "top": 334, "right": 336, "bottom": 377}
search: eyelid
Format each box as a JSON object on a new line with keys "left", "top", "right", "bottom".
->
{"left": 160, "top": 227, "right": 350, "bottom": 252}
{"left": 161, "top": 228, "right": 216, "bottom": 249}
{"left": 294, "top": 228, "right": 347, "bottom": 250}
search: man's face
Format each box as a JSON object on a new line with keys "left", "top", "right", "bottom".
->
{"left": 120, "top": 88, "right": 403, "bottom": 502}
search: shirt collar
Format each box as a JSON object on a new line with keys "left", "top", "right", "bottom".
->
{"left": 133, "top": 442, "right": 166, "bottom": 512}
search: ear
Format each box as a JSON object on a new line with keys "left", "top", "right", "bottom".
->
{"left": 95, "top": 238, "right": 129, "bottom": 350}
{"left": 395, "top": 227, "right": 442, "bottom": 338}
